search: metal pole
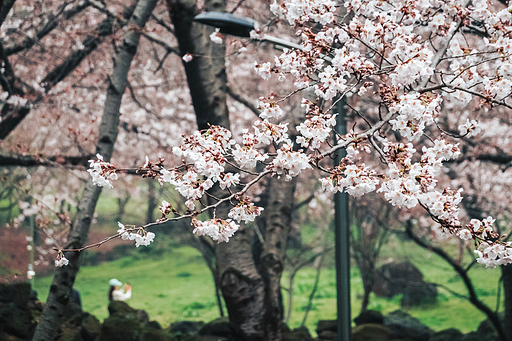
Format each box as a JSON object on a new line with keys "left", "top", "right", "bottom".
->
{"left": 27, "top": 198, "right": 35, "bottom": 287}
{"left": 334, "top": 99, "right": 351, "bottom": 341}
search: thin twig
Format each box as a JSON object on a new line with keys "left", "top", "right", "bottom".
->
{"left": 57, "top": 170, "right": 272, "bottom": 252}
{"left": 227, "top": 85, "right": 259, "bottom": 117}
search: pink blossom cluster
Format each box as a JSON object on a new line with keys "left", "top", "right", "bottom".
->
{"left": 459, "top": 217, "right": 512, "bottom": 268}
{"left": 389, "top": 93, "right": 442, "bottom": 141}
{"left": 270, "top": 0, "right": 336, "bottom": 25}
{"left": 458, "top": 119, "right": 481, "bottom": 137}
{"left": 270, "top": 144, "right": 311, "bottom": 181}
{"left": 320, "top": 163, "right": 379, "bottom": 197}
{"left": 192, "top": 218, "right": 239, "bottom": 243}
{"left": 55, "top": 252, "right": 69, "bottom": 267}
{"left": 117, "top": 223, "right": 155, "bottom": 247}
{"left": 87, "top": 154, "right": 118, "bottom": 189}
{"left": 228, "top": 197, "right": 264, "bottom": 224}
{"left": 258, "top": 100, "right": 285, "bottom": 120}
{"left": 296, "top": 101, "right": 337, "bottom": 149}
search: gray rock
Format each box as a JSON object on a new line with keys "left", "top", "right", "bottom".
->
{"left": 384, "top": 310, "right": 432, "bottom": 341}
{"left": 429, "top": 328, "right": 464, "bottom": 341}
{"left": 374, "top": 262, "right": 423, "bottom": 298}
{"left": 0, "top": 302, "right": 34, "bottom": 339}
{"left": 318, "top": 330, "right": 336, "bottom": 340}
{"left": 316, "top": 320, "right": 337, "bottom": 334}
{"left": 477, "top": 318, "right": 499, "bottom": 339}
{"left": 101, "top": 300, "right": 173, "bottom": 341}
{"left": 461, "top": 331, "right": 498, "bottom": 341}
{"left": 373, "top": 262, "right": 437, "bottom": 307}
{"left": 459, "top": 318, "right": 499, "bottom": 341}
{"left": 199, "top": 317, "right": 231, "bottom": 337}
{"left": 282, "top": 325, "right": 313, "bottom": 341}
{"left": 354, "top": 310, "right": 384, "bottom": 325}
{"left": 80, "top": 313, "right": 101, "bottom": 341}
{"left": 401, "top": 282, "right": 438, "bottom": 307}
{"left": 0, "top": 283, "right": 40, "bottom": 340}
{"left": 100, "top": 316, "right": 142, "bottom": 341}
{"left": 0, "top": 283, "right": 31, "bottom": 309}
{"left": 170, "top": 320, "right": 204, "bottom": 336}
{"left": 352, "top": 323, "right": 396, "bottom": 341}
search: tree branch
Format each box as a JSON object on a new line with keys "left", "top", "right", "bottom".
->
{"left": 0, "top": 154, "right": 93, "bottom": 167}
{"left": 405, "top": 221, "right": 507, "bottom": 341}
{"left": 0, "top": 0, "right": 17, "bottom": 27}
{"left": 41, "top": 3, "right": 135, "bottom": 89}
{"left": 89, "top": 0, "right": 180, "bottom": 55}
{"left": 227, "top": 85, "right": 259, "bottom": 117}
{"left": 5, "top": 1, "right": 91, "bottom": 56}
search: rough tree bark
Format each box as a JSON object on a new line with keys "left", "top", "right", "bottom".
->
{"left": 0, "top": 0, "right": 17, "bottom": 27}
{"left": 168, "top": 1, "right": 298, "bottom": 339}
{"left": 32, "top": 0, "right": 158, "bottom": 339}
{"left": 256, "top": 177, "right": 296, "bottom": 340}
{"left": 167, "top": 0, "right": 230, "bottom": 130}
{"left": 502, "top": 265, "right": 512, "bottom": 341}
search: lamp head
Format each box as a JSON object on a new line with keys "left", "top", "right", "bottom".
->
{"left": 193, "top": 12, "right": 258, "bottom": 38}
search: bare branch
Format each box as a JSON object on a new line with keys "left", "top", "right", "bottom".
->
{"left": 227, "top": 85, "right": 259, "bottom": 117}
{"left": 405, "top": 221, "right": 507, "bottom": 341}
{"left": 5, "top": 1, "right": 91, "bottom": 56}
{"left": 0, "top": 154, "right": 93, "bottom": 167}
{"left": 89, "top": 0, "right": 180, "bottom": 55}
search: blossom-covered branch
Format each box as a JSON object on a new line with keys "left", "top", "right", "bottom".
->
{"left": 75, "top": 0, "right": 512, "bottom": 269}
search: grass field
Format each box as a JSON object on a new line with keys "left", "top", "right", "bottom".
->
{"left": 33, "top": 239, "right": 503, "bottom": 337}
{"left": 18, "top": 190, "right": 504, "bottom": 336}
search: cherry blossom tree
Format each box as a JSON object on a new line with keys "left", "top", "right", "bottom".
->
{"left": 4, "top": 0, "right": 512, "bottom": 340}
{"left": 82, "top": 1, "right": 512, "bottom": 339}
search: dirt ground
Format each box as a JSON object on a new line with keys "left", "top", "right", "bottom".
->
{"left": 0, "top": 227, "right": 31, "bottom": 283}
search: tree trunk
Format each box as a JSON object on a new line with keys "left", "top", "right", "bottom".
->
{"left": 146, "top": 179, "right": 156, "bottom": 224}
{"left": 361, "top": 282, "right": 371, "bottom": 312}
{"left": 216, "top": 225, "right": 266, "bottom": 340}
{"left": 0, "top": 0, "right": 17, "bottom": 28}
{"left": 32, "top": 0, "right": 158, "bottom": 339}
{"left": 258, "top": 176, "right": 297, "bottom": 340}
{"left": 116, "top": 193, "right": 131, "bottom": 222}
{"left": 168, "top": 1, "right": 299, "bottom": 338}
{"left": 168, "top": 0, "right": 230, "bottom": 131}
{"left": 358, "top": 255, "right": 376, "bottom": 312}
{"left": 502, "top": 265, "right": 512, "bottom": 341}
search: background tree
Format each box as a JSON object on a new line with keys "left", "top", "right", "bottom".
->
{"left": 33, "top": 0, "right": 158, "bottom": 339}
{"left": 350, "top": 194, "right": 391, "bottom": 312}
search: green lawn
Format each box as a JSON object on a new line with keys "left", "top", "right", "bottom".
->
{"left": 34, "top": 247, "right": 222, "bottom": 328}
{"left": 34, "top": 241, "right": 503, "bottom": 337}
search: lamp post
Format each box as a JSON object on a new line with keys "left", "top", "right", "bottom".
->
{"left": 194, "top": 12, "right": 351, "bottom": 341}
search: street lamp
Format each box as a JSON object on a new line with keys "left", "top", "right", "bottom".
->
{"left": 194, "top": 12, "right": 303, "bottom": 51}
{"left": 194, "top": 12, "right": 351, "bottom": 341}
